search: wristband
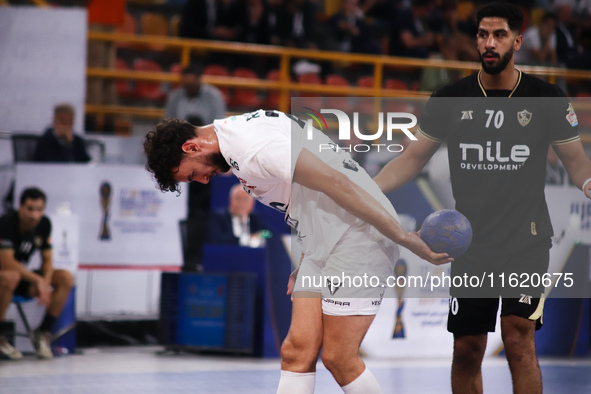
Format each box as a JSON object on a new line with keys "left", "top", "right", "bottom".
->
{"left": 583, "top": 177, "right": 591, "bottom": 198}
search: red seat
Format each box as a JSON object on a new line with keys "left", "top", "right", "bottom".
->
{"left": 383, "top": 78, "right": 413, "bottom": 113}
{"left": 203, "top": 64, "right": 230, "bottom": 103}
{"left": 296, "top": 73, "right": 323, "bottom": 109}
{"left": 169, "top": 63, "right": 184, "bottom": 90}
{"left": 263, "top": 70, "right": 281, "bottom": 109}
{"left": 356, "top": 76, "right": 379, "bottom": 115}
{"left": 229, "top": 68, "right": 263, "bottom": 109}
{"left": 324, "top": 74, "right": 353, "bottom": 113}
{"left": 133, "top": 59, "right": 166, "bottom": 101}
{"left": 115, "top": 58, "right": 134, "bottom": 99}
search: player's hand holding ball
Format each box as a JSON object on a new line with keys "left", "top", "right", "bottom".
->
{"left": 420, "top": 209, "right": 473, "bottom": 258}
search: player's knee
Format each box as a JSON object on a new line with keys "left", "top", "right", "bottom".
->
{"left": 501, "top": 322, "right": 534, "bottom": 358}
{"left": 453, "top": 335, "right": 486, "bottom": 367}
{"left": 320, "top": 348, "right": 348, "bottom": 373}
{"left": 0, "top": 270, "right": 21, "bottom": 290}
{"left": 280, "top": 334, "right": 320, "bottom": 369}
{"left": 53, "top": 269, "right": 75, "bottom": 289}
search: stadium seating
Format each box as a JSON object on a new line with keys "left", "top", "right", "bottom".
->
{"left": 229, "top": 68, "right": 263, "bottom": 109}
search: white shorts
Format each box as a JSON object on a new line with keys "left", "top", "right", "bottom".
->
{"left": 293, "top": 222, "right": 399, "bottom": 316}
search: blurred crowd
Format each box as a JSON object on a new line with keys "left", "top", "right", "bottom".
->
{"left": 177, "top": 0, "right": 591, "bottom": 68}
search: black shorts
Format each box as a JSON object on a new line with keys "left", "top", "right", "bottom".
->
{"left": 447, "top": 295, "right": 545, "bottom": 335}
{"left": 13, "top": 270, "right": 42, "bottom": 298}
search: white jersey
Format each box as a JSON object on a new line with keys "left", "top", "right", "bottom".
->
{"left": 214, "top": 109, "right": 399, "bottom": 263}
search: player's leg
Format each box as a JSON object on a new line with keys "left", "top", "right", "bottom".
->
{"left": 322, "top": 313, "right": 382, "bottom": 393}
{"left": 500, "top": 295, "right": 545, "bottom": 394}
{"left": 448, "top": 297, "right": 499, "bottom": 394}
{"left": 500, "top": 315, "right": 541, "bottom": 394}
{"left": 451, "top": 333, "right": 487, "bottom": 394}
{"left": 0, "top": 270, "right": 21, "bottom": 320}
{"left": 46, "top": 269, "right": 75, "bottom": 319}
{"left": 319, "top": 225, "right": 396, "bottom": 393}
{"left": 277, "top": 293, "right": 323, "bottom": 394}
{"left": 278, "top": 256, "right": 324, "bottom": 394}
{"left": 34, "top": 269, "right": 74, "bottom": 359}
{"left": 0, "top": 270, "right": 23, "bottom": 360}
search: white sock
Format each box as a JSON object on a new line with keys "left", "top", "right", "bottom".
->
{"left": 341, "top": 367, "right": 382, "bottom": 394}
{"left": 277, "top": 370, "right": 316, "bottom": 394}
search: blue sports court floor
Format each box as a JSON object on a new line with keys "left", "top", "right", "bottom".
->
{"left": 1, "top": 346, "right": 590, "bottom": 393}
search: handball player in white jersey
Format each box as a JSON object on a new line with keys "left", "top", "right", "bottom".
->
{"left": 144, "top": 109, "right": 451, "bottom": 393}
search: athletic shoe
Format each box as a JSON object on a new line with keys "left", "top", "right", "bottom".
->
{"left": 0, "top": 336, "right": 23, "bottom": 360}
{"left": 33, "top": 330, "right": 53, "bottom": 360}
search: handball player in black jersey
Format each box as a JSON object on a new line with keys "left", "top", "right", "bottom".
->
{"left": 0, "top": 188, "right": 75, "bottom": 360}
{"left": 375, "top": 2, "right": 591, "bottom": 393}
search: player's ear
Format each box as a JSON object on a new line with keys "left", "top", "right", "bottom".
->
{"left": 514, "top": 33, "right": 523, "bottom": 51}
{"left": 181, "top": 140, "right": 200, "bottom": 154}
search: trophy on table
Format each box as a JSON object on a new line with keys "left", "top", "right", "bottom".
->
{"left": 99, "top": 182, "right": 112, "bottom": 240}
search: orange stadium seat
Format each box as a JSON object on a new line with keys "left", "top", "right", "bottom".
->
{"left": 115, "top": 58, "right": 135, "bottom": 99}
{"left": 296, "top": 73, "right": 323, "bottom": 109}
{"left": 133, "top": 58, "right": 167, "bottom": 101}
{"left": 356, "top": 76, "right": 379, "bottom": 114}
{"left": 263, "top": 69, "right": 281, "bottom": 110}
{"left": 169, "top": 63, "right": 183, "bottom": 90}
{"left": 229, "top": 68, "right": 263, "bottom": 109}
{"left": 384, "top": 78, "right": 414, "bottom": 113}
{"left": 324, "top": 74, "right": 353, "bottom": 113}
{"left": 203, "top": 64, "right": 231, "bottom": 103}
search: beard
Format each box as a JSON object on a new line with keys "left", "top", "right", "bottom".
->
{"left": 205, "top": 151, "right": 231, "bottom": 174}
{"left": 480, "top": 46, "right": 514, "bottom": 75}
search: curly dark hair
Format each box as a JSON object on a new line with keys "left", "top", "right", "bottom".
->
{"left": 477, "top": 2, "right": 524, "bottom": 34}
{"left": 144, "top": 118, "right": 197, "bottom": 193}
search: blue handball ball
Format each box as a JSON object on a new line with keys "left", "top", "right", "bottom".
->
{"left": 420, "top": 210, "right": 473, "bottom": 258}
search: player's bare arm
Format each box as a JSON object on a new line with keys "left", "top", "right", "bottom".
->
{"left": 40, "top": 248, "right": 54, "bottom": 284}
{"left": 552, "top": 141, "right": 591, "bottom": 198}
{"left": 293, "top": 148, "right": 452, "bottom": 266}
{"left": 374, "top": 132, "right": 441, "bottom": 194}
{"left": 0, "top": 249, "right": 51, "bottom": 306}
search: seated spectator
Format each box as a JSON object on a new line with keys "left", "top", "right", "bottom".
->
{"left": 179, "top": 0, "right": 244, "bottom": 41}
{"left": 327, "top": 0, "right": 382, "bottom": 54}
{"left": 389, "top": 0, "right": 441, "bottom": 58}
{"left": 437, "top": 0, "right": 479, "bottom": 62}
{"left": 240, "top": 0, "right": 270, "bottom": 44}
{"left": 165, "top": 65, "right": 227, "bottom": 124}
{"left": 283, "top": 0, "right": 321, "bottom": 49}
{"left": 555, "top": 3, "right": 591, "bottom": 69}
{"left": 515, "top": 12, "right": 558, "bottom": 66}
{"left": 0, "top": 187, "right": 75, "bottom": 360}
{"left": 34, "top": 104, "right": 90, "bottom": 163}
{"left": 207, "top": 184, "right": 269, "bottom": 247}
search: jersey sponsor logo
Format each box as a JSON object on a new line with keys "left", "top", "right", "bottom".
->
{"left": 19, "top": 240, "right": 33, "bottom": 255}
{"left": 519, "top": 294, "right": 532, "bottom": 305}
{"left": 461, "top": 111, "right": 473, "bottom": 120}
{"left": 229, "top": 158, "right": 239, "bottom": 171}
{"left": 566, "top": 103, "right": 578, "bottom": 127}
{"left": 459, "top": 141, "right": 529, "bottom": 171}
{"left": 323, "top": 298, "right": 351, "bottom": 306}
{"left": 517, "top": 109, "right": 532, "bottom": 127}
{"left": 237, "top": 177, "right": 256, "bottom": 190}
{"left": 327, "top": 278, "right": 341, "bottom": 295}
{"left": 342, "top": 158, "right": 359, "bottom": 172}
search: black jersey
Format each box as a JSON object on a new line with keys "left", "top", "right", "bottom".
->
{"left": 0, "top": 210, "right": 52, "bottom": 266}
{"left": 419, "top": 71, "right": 579, "bottom": 263}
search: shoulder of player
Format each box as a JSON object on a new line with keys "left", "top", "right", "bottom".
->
{"left": 38, "top": 216, "right": 52, "bottom": 233}
{"left": 0, "top": 210, "right": 17, "bottom": 227}
{"left": 519, "top": 72, "right": 567, "bottom": 97}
